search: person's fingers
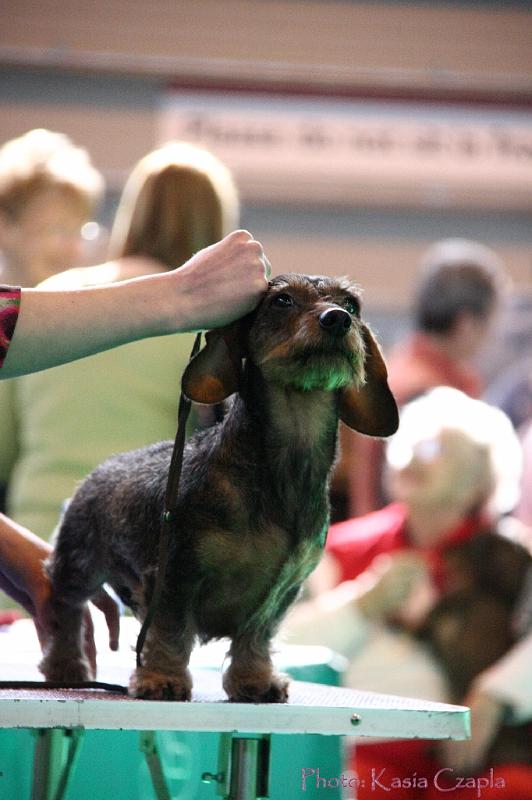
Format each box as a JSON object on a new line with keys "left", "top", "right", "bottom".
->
{"left": 91, "top": 587, "right": 120, "bottom": 650}
{"left": 227, "top": 230, "right": 270, "bottom": 281}
{"left": 83, "top": 607, "right": 97, "bottom": 675}
{"left": 231, "top": 228, "right": 253, "bottom": 240}
{"left": 176, "top": 229, "right": 270, "bottom": 329}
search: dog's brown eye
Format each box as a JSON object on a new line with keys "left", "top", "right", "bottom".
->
{"left": 272, "top": 293, "right": 294, "bottom": 308}
{"left": 343, "top": 297, "right": 360, "bottom": 316}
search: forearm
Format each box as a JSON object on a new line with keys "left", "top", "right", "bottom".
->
{"left": 1, "top": 231, "right": 269, "bottom": 379}
{"left": 473, "top": 632, "right": 532, "bottom": 723}
{"left": 0, "top": 514, "right": 51, "bottom": 614}
{"left": 281, "top": 579, "right": 372, "bottom": 657}
{"left": 2, "top": 267, "right": 177, "bottom": 378}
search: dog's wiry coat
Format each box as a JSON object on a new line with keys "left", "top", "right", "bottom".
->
{"left": 40, "top": 273, "right": 398, "bottom": 702}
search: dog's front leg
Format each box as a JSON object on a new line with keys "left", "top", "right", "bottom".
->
{"left": 130, "top": 601, "right": 195, "bottom": 701}
{"left": 223, "top": 634, "right": 289, "bottom": 703}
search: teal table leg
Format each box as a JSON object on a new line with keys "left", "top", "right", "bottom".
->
{"left": 226, "top": 735, "right": 270, "bottom": 800}
{"left": 31, "top": 729, "right": 84, "bottom": 800}
{"left": 146, "top": 730, "right": 271, "bottom": 800}
{"left": 139, "top": 731, "right": 172, "bottom": 800}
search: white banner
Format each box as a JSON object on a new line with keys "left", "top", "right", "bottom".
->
{"left": 159, "top": 92, "right": 532, "bottom": 210}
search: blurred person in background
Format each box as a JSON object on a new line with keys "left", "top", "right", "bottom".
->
{"left": 0, "top": 140, "right": 240, "bottom": 541}
{"left": 387, "top": 238, "right": 504, "bottom": 402}
{"left": 284, "top": 388, "right": 532, "bottom": 799}
{"left": 0, "top": 128, "right": 103, "bottom": 287}
{"left": 334, "top": 238, "right": 507, "bottom": 521}
{"left": 0, "top": 128, "right": 103, "bottom": 514}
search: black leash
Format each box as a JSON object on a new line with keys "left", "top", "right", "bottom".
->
{"left": 135, "top": 331, "right": 202, "bottom": 668}
{"left": 0, "top": 680, "right": 128, "bottom": 694}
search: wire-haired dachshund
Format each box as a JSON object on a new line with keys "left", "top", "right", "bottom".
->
{"left": 40, "top": 273, "right": 398, "bottom": 702}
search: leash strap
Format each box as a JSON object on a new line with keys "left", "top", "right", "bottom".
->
{"left": 0, "top": 680, "right": 128, "bottom": 694}
{"left": 136, "top": 332, "right": 202, "bottom": 668}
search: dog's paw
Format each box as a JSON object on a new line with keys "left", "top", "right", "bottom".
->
{"left": 129, "top": 668, "right": 192, "bottom": 701}
{"left": 224, "top": 671, "right": 290, "bottom": 704}
{"left": 39, "top": 654, "right": 92, "bottom": 684}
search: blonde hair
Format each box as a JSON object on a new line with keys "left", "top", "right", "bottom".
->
{"left": 0, "top": 128, "right": 103, "bottom": 219}
{"left": 109, "top": 142, "right": 239, "bottom": 269}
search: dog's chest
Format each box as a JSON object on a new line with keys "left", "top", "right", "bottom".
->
{"left": 241, "top": 536, "right": 324, "bottom": 632}
{"left": 193, "top": 524, "right": 324, "bottom": 637}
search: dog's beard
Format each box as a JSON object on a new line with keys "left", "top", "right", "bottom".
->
{"left": 263, "top": 350, "right": 365, "bottom": 392}
{"left": 255, "top": 321, "right": 367, "bottom": 391}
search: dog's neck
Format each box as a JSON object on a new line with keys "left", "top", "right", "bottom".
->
{"left": 214, "top": 361, "right": 338, "bottom": 543}
{"left": 235, "top": 360, "right": 339, "bottom": 480}
{"left": 260, "top": 385, "right": 337, "bottom": 450}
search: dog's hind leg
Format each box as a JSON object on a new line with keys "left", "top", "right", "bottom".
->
{"left": 39, "top": 598, "right": 91, "bottom": 683}
{"left": 130, "top": 597, "right": 195, "bottom": 701}
{"left": 39, "top": 514, "right": 108, "bottom": 683}
{"left": 223, "top": 634, "right": 289, "bottom": 703}
{"left": 39, "top": 564, "right": 102, "bottom": 683}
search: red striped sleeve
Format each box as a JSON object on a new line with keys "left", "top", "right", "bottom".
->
{"left": 0, "top": 286, "right": 21, "bottom": 369}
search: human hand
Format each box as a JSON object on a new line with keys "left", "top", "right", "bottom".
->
{"left": 175, "top": 229, "right": 270, "bottom": 331}
{"left": 356, "top": 552, "right": 430, "bottom": 622}
{"left": 437, "top": 690, "right": 504, "bottom": 775}
{"left": 0, "top": 516, "right": 54, "bottom": 628}
{"left": 305, "top": 552, "right": 342, "bottom": 598}
{"left": 0, "top": 515, "right": 119, "bottom": 675}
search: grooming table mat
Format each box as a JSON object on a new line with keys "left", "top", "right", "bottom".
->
{"left": 0, "top": 620, "right": 470, "bottom": 740}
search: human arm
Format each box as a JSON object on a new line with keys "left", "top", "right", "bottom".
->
{"left": 0, "top": 514, "right": 119, "bottom": 672}
{"left": 436, "top": 631, "right": 532, "bottom": 774}
{"left": 282, "top": 552, "right": 428, "bottom": 657}
{"left": 472, "top": 631, "right": 532, "bottom": 723}
{"left": 437, "top": 691, "right": 504, "bottom": 776}
{"left": 1, "top": 230, "right": 269, "bottom": 379}
{"left": 0, "top": 514, "right": 52, "bottom": 619}
{"left": 282, "top": 575, "right": 374, "bottom": 657}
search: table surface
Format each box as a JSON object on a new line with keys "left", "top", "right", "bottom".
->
{"left": 0, "top": 619, "right": 470, "bottom": 740}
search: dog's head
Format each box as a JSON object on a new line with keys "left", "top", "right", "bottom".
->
{"left": 182, "top": 273, "right": 398, "bottom": 436}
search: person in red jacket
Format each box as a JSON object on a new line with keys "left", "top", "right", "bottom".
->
{"left": 285, "top": 388, "right": 531, "bottom": 800}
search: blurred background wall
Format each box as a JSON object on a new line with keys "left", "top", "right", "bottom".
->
{"left": 1, "top": 0, "right": 531, "bottom": 356}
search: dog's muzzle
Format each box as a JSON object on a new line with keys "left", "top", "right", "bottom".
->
{"left": 319, "top": 308, "right": 352, "bottom": 338}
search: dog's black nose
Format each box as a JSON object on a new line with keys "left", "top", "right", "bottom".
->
{"left": 319, "top": 308, "right": 352, "bottom": 337}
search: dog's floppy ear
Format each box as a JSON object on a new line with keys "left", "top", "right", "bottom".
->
{"left": 338, "top": 324, "right": 399, "bottom": 437}
{"left": 182, "top": 319, "right": 249, "bottom": 405}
